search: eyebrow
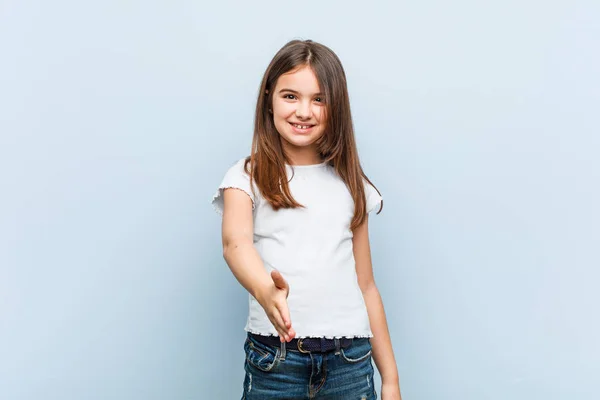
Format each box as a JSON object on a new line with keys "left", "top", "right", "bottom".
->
{"left": 278, "top": 88, "right": 324, "bottom": 96}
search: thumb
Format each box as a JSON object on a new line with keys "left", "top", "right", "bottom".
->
{"left": 271, "top": 270, "right": 289, "bottom": 292}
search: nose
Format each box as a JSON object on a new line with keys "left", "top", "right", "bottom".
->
{"left": 295, "top": 100, "right": 311, "bottom": 120}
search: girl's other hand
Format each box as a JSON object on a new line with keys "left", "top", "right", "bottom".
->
{"left": 256, "top": 270, "right": 296, "bottom": 342}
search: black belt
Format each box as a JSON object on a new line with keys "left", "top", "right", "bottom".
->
{"left": 249, "top": 333, "right": 354, "bottom": 353}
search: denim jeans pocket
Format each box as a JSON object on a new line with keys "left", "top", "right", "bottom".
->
{"left": 244, "top": 336, "right": 281, "bottom": 372}
{"left": 340, "top": 338, "right": 373, "bottom": 364}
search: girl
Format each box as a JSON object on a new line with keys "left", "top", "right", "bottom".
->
{"left": 212, "top": 39, "right": 402, "bottom": 400}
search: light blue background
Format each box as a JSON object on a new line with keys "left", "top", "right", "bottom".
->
{"left": 1, "top": 1, "right": 598, "bottom": 399}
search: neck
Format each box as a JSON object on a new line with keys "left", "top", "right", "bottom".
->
{"left": 286, "top": 154, "right": 323, "bottom": 166}
{"left": 282, "top": 146, "right": 322, "bottom": 166}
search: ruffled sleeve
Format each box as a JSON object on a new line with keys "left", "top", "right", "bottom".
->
{"left": 211, "top": 158, "right": 255, "bottom": 216}
{"left": 364, "top": 179, "right": 383, "bottom": 214}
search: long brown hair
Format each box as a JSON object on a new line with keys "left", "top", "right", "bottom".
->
{"left": 245, "top": 39, "right": 382, "bottom": 231}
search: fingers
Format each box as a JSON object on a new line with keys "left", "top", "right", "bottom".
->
{"left": 273, "top": 301, "right": 296, "bottom": 342}
{"left": 278, "top": 301, "right": 292, "bottom": 330}
{"left": 288, "top": 327, "right": 296, "bottom": 340}
{"left": 270, "top": 306, "right": 291, "bottom": 342}
{"left": 268, "top": 270, "right": 295, "bottom": 341}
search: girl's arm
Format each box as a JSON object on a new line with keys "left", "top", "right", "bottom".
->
{"left": 353, "top": 214, "right": 402, "bottom": 399}
{"left": 221, "top": 188, "right": 295, "bottom": 341}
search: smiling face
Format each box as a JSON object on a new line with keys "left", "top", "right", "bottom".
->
{"left": 271, "top": 65, "right": 327, "bottom": 164}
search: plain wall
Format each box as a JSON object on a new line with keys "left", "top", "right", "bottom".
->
{"left": 1, "top": 0, "right": 598, "bottom": 399}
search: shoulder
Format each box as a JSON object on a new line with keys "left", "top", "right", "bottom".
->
{"left": 218, "top": 157, "right": 254, "bottom": 185}
{"left": 363, "top": 177, "right": 383, "bottom": 214}
{"left": 363, "top": 178, "right": 381, "bottom": 194}
{"left": 211, "top": 156, "right": 255, "bottom": 215}
{"left": 226, "top": 156, "right": 251, "bottom": 175}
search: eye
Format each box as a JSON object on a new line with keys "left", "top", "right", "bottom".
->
{"left": 314, "top": 97, "right": 325, "bottom": 103}
{"left": 284, "top": 94, "right": 297, "bottom": 100}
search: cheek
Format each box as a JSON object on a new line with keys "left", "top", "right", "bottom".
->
{"left": 273, "top": 101, "right": 294, "bottom": 118}
{"left": 272, "top": 105, "right": 291, "bottom": 134}
{"left": 314, "top": 106, "right": 326, "bottom": 122}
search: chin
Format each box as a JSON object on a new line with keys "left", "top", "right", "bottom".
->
{"left": 282, "top": 135, "right": 318, "bottom": 148}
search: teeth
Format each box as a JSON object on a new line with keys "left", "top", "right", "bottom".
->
{"left": 293, "top": 124, "right": 311, "bottom": 129}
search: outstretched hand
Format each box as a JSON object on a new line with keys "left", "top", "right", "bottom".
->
{"left": 257, "top": 270, "right": 296, "bottom": 342}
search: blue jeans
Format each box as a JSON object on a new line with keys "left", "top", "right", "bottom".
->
{"left": 241, "top": 333, "right": 378, "bottom": 399}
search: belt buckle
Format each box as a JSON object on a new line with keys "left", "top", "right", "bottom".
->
{"left": 297, "top": 338, "right": 310, "bottom": 353}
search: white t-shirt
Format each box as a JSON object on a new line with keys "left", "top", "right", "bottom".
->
{"left": 211, "top": 157, "right": 383, "bottom": 339}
